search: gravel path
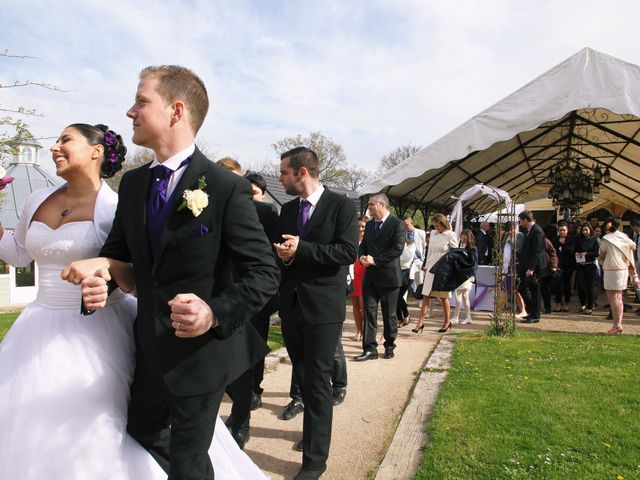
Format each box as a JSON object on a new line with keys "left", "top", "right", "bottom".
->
{"left": 220, "top": 293, "right": 640, "bottom": 479}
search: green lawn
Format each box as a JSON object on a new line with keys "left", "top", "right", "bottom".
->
{"left": 416, "top": 332, "right": 640, "bottom": 480}
{"left": 267, "top": 323, "right": 284, "bottom": 351}
{"left": 0, "top": 311, "right": 21, "bottom": 341}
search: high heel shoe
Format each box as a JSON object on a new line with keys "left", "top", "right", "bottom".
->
{"left": 412, "top": 323, "right": 425, "bottom": 334}
{"left": 438, "top": 322, "right": 452, "bottom": 333}
{"left": 402, "top": 315, "right": 411, "bottom": 326}
{"left": 606, "top": 327, "right": 623, "bottom": 334}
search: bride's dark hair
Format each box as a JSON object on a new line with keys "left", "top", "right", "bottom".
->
{"left": 67, "top": 123, "right": 127, "bottom": 179}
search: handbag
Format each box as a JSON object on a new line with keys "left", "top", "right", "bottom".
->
{"left": 346, "top": 273, "right": 354, "bottom": 296}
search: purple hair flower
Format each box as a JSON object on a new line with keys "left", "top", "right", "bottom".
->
{"left": 104, "top": 131, "right": 117, "bottom": 146}
{"left": 108, "top": 151, "right": 119, "bottom": 163}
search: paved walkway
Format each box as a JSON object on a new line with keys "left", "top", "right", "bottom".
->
{"left": 220, "top": 294, "right": 640, "bottom": 479}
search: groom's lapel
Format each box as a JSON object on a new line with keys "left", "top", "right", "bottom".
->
{"left": 152, "top": 149, "right": 209, "bottom": 276}
{"left": 135, "top": 166, "right": 154, "bottom": 271}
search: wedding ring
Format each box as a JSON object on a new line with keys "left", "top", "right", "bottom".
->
{"left": 177, "top": 322, "right": 182, "bottom": 330}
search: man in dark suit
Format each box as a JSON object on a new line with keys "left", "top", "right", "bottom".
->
{"left": 274, "top": 147, "right": 357, "bottom": 480}
{"left": 517, "top": 210, "right": 546, "bottom": 324}
{"left": 355, "top": 193, "right": 405, "bottom": 361}
{"left": 76, "top": 65, "right": 280, "bottom": 479}
{"left": 475, "top": 221, "right": 494, "bottom": 265}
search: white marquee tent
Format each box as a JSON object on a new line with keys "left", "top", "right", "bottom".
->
{"left": 362, "top": 48, "right": 640, "bottom": 217}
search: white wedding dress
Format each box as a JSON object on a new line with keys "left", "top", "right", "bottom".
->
{"left": 0, "top": 220, "right": 267, "bottom": 479}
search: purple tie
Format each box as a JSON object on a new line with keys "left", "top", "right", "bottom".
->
{"left": 149, "top": 164, "right": 173, "bottom": 218}
{"left": 297, "top": 199, "right": 311, "bottom": 236}
{"left": 147, "top": 158, "right": 190, "bottom": 252}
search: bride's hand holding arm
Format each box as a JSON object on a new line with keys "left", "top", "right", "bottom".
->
{"left": 62, "top": 257, "right": 135, "bottom": 293}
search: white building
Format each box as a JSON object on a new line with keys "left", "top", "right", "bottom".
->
{"left": 0, "top": 131, "right": 61, "bottom": 306}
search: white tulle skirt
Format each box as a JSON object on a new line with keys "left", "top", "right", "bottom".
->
{"left": 0, "top": 295, "right": 267, "bottom": 480}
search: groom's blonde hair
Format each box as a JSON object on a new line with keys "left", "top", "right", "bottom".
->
{"left": 140, "top": 65, "right": 209, "bottom": 134}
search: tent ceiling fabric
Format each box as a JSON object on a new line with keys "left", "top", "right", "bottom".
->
{"left": 362, "top": 48, "right": 640, "bottom": 216}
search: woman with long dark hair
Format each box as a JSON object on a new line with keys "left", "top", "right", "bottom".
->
{"left": 574, "top": 223, "right": 600, "bottom": 314}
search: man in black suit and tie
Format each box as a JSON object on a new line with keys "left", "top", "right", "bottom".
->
{"left": 475, "top": 221, "right": 494, "bottom": 265}
{"left": 355, "top": 193, "right": 405, "bottom": 361}
{"left": 274, "top": 147, "right": 357, "bottom": 480}
{"left": 75, "top": 65, "right": 280, "bottom": 479}
{"left": 517, "top": 210, "right": 546, "bottom": 324}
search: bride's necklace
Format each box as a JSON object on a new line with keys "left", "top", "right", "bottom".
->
{"left": 60, "top": 188, "right": 81, "bottom": 217}
{"left": 60, "top": 207, "right": 74, "bottom": 217}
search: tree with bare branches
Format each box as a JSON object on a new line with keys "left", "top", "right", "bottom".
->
{"left": 271, "top": 131, "right": 349, "bottom": 188}
{"left": 376, "top": 144, "right": 422, "bottom": 176}
{"left": 1, "top": 49, "right": 65, "bottom": 158}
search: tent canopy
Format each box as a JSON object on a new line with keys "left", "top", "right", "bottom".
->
{"left": 362, "top": 48, "right": 640, "bottom": 216}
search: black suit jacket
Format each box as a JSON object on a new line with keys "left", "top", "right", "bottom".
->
{"left": 517, "top": 223, "right": 546, "bottom": 275}
{"left": 475, "top": 229, "right": 493, "bottom": 265}
{"left": 100, "top": 148, "right": 280, "bottom": 396}
{"left": 359, "top": 216, "right": 405, "bottom": 288}
{"left": 278, "top": 188, "right": 358, "bottom": 325}
{"left": 254, "top": 200, "right": 281, "bottom": 245}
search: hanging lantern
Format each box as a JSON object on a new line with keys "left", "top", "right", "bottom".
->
{"left": 594, "top": 166, "right": 602, "bottom": 183}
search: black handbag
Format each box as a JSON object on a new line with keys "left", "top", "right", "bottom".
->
{"left": 346, "top": 274, "right": 354, "bottom": 296}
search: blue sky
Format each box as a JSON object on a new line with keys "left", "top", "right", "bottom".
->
{"left": 3, "top": 0, "right": 640, "bottom": 174}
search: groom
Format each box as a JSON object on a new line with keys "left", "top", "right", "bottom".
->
{"left": 77, "top": 66, "right": 280, "bottom": 479}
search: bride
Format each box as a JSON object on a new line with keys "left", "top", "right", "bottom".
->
{"left": 0, "top": 123, "right": 267, "bottom": 479}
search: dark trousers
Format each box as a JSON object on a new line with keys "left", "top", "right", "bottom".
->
{"left": 127, "top": 353, "right": 223, "bottom": 480}
{"left": 554, "top": 269, "right": 573, "bottom": 304}
{"left": 518, "top": 274, "right": 541, "bottom": 320}
{"left": 395, "top": 269, "right": 411, "bottom": 321}
{"left": 540, "top": 274, "right": 553, "bottom": 313}
{"left": 576, "top": 264, "right": 596, "bottom": 309}
{"left": 250, "top": 295, "right": 278, "bottom": 395}
{"left": 290, "top": 333, "right": 347, "bottom": 401}
{"left": 281, "top": 297, "right": 343, "bottom": 471}
{"left": 363, "top": 284, "right": 399, "bottom": 352}
{"left": 224, "top": 368, "right": 253, "bottom": 434}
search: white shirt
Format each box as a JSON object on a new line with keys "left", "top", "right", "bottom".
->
{"left": 149, "top": 144, "right": 196, "bottom": 198}
{"left": 300, "top": 184, "right": 325, "bottom": 218}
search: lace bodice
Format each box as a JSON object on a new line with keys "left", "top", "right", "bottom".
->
{"left": 25, "top": 221, "right": 103, "bottom": 309}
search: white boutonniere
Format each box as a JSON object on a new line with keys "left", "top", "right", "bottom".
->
{"left": 178, "top": 176, "right": 209, "bottom": 217}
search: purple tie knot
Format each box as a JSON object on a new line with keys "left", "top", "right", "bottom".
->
{"left": 297, "top": 199, "right": 311, "bottom": 236}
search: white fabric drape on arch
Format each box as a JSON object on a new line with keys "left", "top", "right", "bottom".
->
{"left": 450, "top": 184, "right": 512, "bottom": 237}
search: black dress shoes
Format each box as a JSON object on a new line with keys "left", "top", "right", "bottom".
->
{"left": 521, "top": 317, "right": 540, "bottom": 323}
{"left": 294, "top": 438, "right": 304, "bottom": 451}
{"left": 282, "top": 399, "right": 304, "bottom": 420}
{"left": 250, "top": 391, "right": 262, "bottom": 411}
{"left": 231, "top": 429, "right": 249, "bottom": 450}
{"left": 354, "top": 351, "right": 378, "bottom": 361}
{"left": 383, "top": 348, "right": 395, "bottom": 359}
{"left": 332, "top": 388, "right": 347, "bottom": 406}
{"left": 294, "top": 466, "right": 327, "bottom": 480}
